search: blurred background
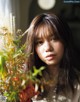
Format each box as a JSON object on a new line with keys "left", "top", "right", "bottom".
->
{"left": 18, "top": 0, "right": 80, "bottom": 55}
{"left": 0, "top": 0, "right": 80, "bottom": 56}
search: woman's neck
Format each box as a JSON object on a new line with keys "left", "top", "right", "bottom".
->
{"left": 42, "top": 65, "right": 60, "bottom": 88}
{"left": 46, "top": 65, "right": 59, "bottom": 78}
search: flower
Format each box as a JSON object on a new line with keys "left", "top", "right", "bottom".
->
{"left": 19, "top": 81, "right": 39, "bottom": 102}
{"left": 0, "top": 27, "right": 45, "bottom": 102}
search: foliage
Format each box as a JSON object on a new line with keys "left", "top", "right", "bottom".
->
{"left": 0, "top": 27, "right": 45, "bottom": 102}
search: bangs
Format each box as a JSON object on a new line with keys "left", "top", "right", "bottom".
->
{"left": 34, "top": 22, "right": 58, "bottom": 40}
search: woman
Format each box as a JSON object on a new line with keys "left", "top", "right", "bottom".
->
{"left": 26, "top": 13, "right": 80, "bottom": 102}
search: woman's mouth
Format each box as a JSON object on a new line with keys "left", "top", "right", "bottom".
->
{"left": 46, "top": 54, "right": 56, "bottom": 61}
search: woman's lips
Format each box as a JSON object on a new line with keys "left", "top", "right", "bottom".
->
{"left": 46, "top": 54, "right": 56, "bottom": 60}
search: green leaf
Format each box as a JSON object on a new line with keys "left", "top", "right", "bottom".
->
{"left": 32, "top": 66, "right": 45, "bottom": 77}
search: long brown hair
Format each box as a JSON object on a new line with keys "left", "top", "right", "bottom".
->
{"left": 26, "top": 13, "right": 80, "bottom": 95}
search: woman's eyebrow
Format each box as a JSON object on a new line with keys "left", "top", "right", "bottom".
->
{"left": 36, "top": 37, "right": 42, "bottom": 40}
{"left": 35, "top": 38, "right": 41, "bottom": 42}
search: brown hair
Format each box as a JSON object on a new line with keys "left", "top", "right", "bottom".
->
{"left": 26, "top": 13, "right": 80, "bottom": 96}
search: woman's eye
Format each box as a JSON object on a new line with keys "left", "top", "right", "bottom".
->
{"left": 36, "top": 40, "right": 43, "bottom": 45}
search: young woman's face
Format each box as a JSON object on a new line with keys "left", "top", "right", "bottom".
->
{"left": 35, "top": 33, "right": 64, "bottom": 66}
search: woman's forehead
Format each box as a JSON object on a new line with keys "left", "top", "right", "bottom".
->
{"left": 35, "top": 23, "right": 55, "bottom": 39}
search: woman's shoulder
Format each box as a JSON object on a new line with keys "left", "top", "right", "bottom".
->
{"left": 32, "top": 84, "right": 80, "bottom": 102}
{"left": 71, "top": 84, "right": 80, "bottom": 102}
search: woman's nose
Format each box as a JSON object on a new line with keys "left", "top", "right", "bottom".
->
{"left": 44, "top": 41, "right": 53, "bottom": 52}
